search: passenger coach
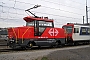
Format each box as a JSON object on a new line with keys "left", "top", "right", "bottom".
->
{"left": 62, "top": 23, "right": 90, "bottom": 45}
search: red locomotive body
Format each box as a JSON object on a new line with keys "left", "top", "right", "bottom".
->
{"left": 8, "top": 16, "right": 66, "bottom": 49}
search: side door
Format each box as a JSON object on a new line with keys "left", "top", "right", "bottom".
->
{"left": 34, "top": 21, "right": 47, "bottom": 36}
{"left": 72, "top": 26, "right": 80, "bottom": 41}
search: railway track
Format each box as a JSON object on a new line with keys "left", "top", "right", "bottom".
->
{"left": 0, "top": 44, "right": 90, "bottom": 53}
{"left": 0, "top": 45, "right": 90, "bottom": 60}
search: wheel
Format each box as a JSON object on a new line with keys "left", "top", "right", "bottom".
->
{"left": 54, "top": 41, "right": 61, "bottom": 48}
{"left": 27, "top": 42, "right": 33, "bottom": 49}
{"left": 29, "top": 43, "right": 33, "bottom": 47}
{"left": 21, "top": 47, "right": 26, "bottom": 50}
{"left": 74, "top": 42, "right": 79, "bottom": 46}
{"left": 38, "top": 45, "right": 41, "bottom": 48}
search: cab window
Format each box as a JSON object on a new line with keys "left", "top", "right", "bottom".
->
{"left": 87, "top": 28, "right": 90, "bottom": 35}
{"left": 74, "top": 28, "right": 79, "bottom": 33}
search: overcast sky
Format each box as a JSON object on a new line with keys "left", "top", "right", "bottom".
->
{"left": 0, "top": 0, "right": 90, "bottom": 28}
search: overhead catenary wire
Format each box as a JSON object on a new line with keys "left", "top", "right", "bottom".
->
{"left": 13, "top": 0, "right": 16, "bottom": 8}
{"left": 41, "top": 6, "right": 83, "bottom": 16}
{"left": 0, "top": 4, "right": 83, "bottom": 16}
{"left": 0, "top": 0, "right": 87, "bottom": 27}
{"left": 0, "top": 4, "right": 82, "bottom": 20}
{"left": 40, "top": 0, "right": 85, "bottom": 10}
{"left": 0, "top": 17, "right": 22, "bottom": 21}
{"left": 68, "top": 0, "right": 85, "bottom": 5}
{"left": 1, "top": 0, "right": 84, "bottom": 21}
{"left": 10, "top": 0, "right": 87, "bottom": 20}
{"left": 31, "top": 11, "right": 81, "bottom": 20}
{"left": 8, "top": 0, "right": 84, "bottom": 15}
{"left": 0, "top": 6, "right": 82, "bottom": 25}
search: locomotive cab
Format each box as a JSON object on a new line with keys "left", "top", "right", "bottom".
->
{"left": 62, "top": 23, "right": 74, "bottom": 43}
{"left": 24, "top": 16, "right": 54, "bottom": 36}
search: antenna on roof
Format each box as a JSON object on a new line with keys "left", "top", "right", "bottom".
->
{"left": 25, "top": 5, "right": 41, "bottom": 17}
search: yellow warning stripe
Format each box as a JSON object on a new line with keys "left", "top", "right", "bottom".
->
{"left": 18, "top": 29, "right": 19, "bottom": 40}
{"left": 22, "top": 27, "right": 30, "bottom": 43}
{"left": 12, "top": 28, "right": 17, "bottom": 43}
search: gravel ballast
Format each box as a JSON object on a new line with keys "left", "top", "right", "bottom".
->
{"left": 0, "top": 45, "right": 90, "bottom": 60}
{"left": 46, "top": 46, "right": 90, "bottom": 60}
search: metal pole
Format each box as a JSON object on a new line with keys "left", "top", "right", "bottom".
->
{"left": 83, "top": 16, "right": 84, "bottom": 24}
{"left": 86, "top": 0, "right": 88, "bottom": 24}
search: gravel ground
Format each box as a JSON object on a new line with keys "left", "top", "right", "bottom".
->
{"left": 46, "top": 46, "right": 90, "bottom": 60}
{"left": 0, "top": 45, "right": 90, "bottom": 60}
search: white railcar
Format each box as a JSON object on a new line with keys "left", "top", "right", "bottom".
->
{"left": 62, "top": 23, "right": 90, "bottom": 45}
{"left": 73, "top": 24, "right": 90, "bottom": 41}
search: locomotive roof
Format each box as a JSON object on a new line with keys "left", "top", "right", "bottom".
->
{"left": 23, "top": 16, "right": 53, "bottom": 22}
{"left": 67, "top": 23, "right": 90, "bottom": 26}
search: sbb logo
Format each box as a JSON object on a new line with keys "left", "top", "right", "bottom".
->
{"left": 48, "top": 28, "right": 59, "bottom": 36}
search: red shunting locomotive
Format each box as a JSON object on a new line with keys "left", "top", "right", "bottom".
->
{"left": 8, "top": 5, "right": 66, "bottom": 49}
{"left": 8, "top": 16, "right": 66, "bottom": 49}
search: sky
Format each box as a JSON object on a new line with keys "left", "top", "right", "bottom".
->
{"left": 0, "top": 0, "right": 90, "bottom": 28}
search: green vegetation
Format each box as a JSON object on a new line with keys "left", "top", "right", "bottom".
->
{"left": 35, "top": 57, "right": 48, "bottom": 60}
{"left": 41, "top": 57, "right": 48, "bottom": 60}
